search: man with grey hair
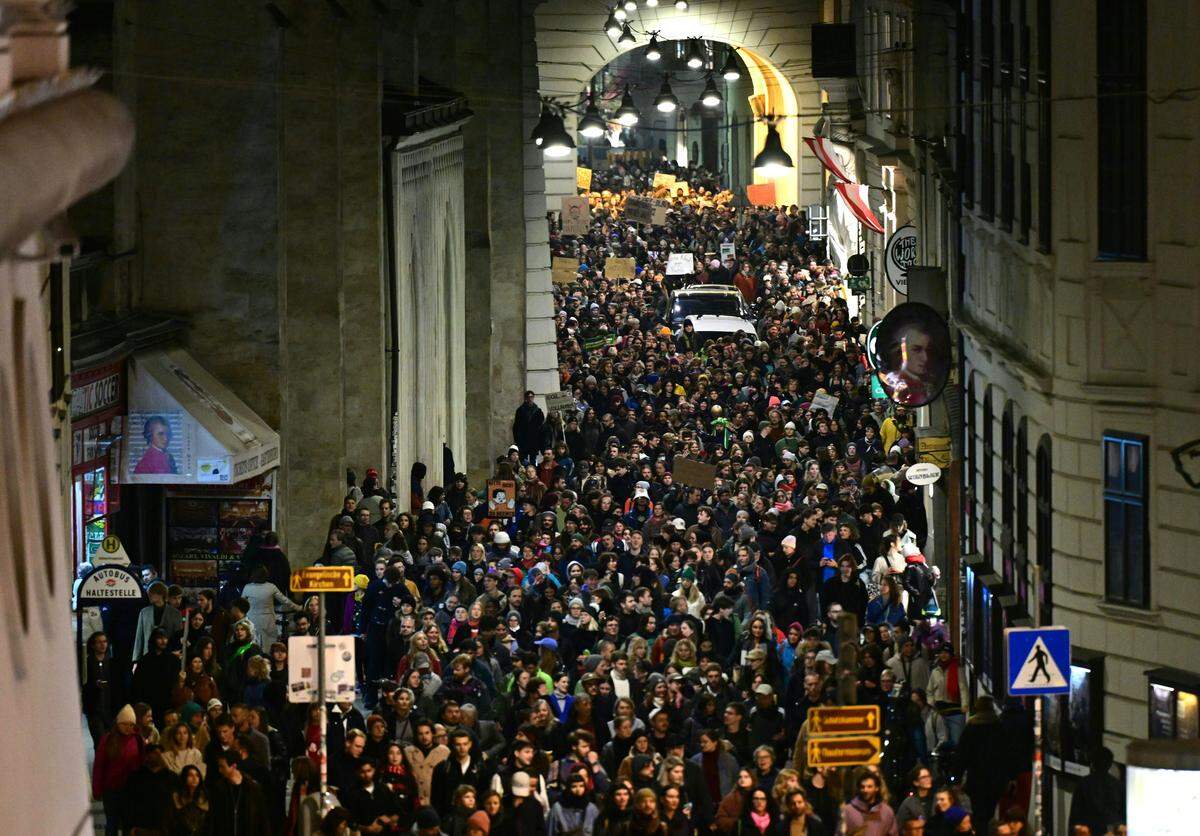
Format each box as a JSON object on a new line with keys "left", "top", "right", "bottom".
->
{"left": 460, "top": 703, "right": 507, "bottom": 762}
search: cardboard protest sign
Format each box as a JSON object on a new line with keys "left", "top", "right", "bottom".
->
{"left": 488, "top": 480, "right": 517, "bottom": 517}
{"left": 811, "top": 392, "right": 840, "bottom": 415}
{"left": 746, "top": 182, "right": 777, "bottom": 206}
{"left": 666, "top": 253, "right": 695, "bottom": 275}
{"left": 672, "top": 458, "right": 717, "bottom": 490}
{"left": 674, "top": 181, "right": 690, "bottom": 196}
{"left": 561, "top": 195, "right": 590, "bottom": 236}
{"left": 545, "top": 391, "right": 575, "bottom": 413}
{"left": 552, "top": 256, "right": 579, "bottom": 284}
{"left": 606, "top": 257, "right": 636, "bottom": 281}
{"left": 653, "top": 171, "right": 677, "bottom": 189}
{"left": 624, "top": 195, "right": 655, "bottom": 224}
{"left": 576, "top": 167, "right": 592, "bottom": 191}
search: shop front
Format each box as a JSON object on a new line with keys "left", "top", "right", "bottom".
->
{"left": 1145, "top": 667, "right": 1200, "bottom": 740}
{"left": 119, "top": 346, "right": 281, "bottom": 589}
{"left": 69, "top": 361, "right": 126, "bottom": 567}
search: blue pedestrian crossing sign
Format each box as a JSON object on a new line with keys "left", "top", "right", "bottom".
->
{"left": 1005, "top": 626, "right": 1071, "bottom": 695}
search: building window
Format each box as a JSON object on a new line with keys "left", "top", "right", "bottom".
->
{"left": 1036, "top": 435, "right": 1053, "bottom": 624}
{"left": 1097, "top": 0, "right": 1147, "bottom": 259}
{"left": 959, "top": 0, "right": 975, "bottom": 207}
{"left": 999, "top": 0, "right": 1014, "bottom": 230}
{"left": 983, "top": 389, "right": 995, "bottom": 566}
{"left": 1103, "top": 432, "right": 1150, "bottom": 607}
{"left": 979, "top": 0, "right": 995, "bottom": 221}
{"left": 1036, "top": 0, "right": 1051, "bottom": 252}
{"left": 964, "top": 374, "right": 977, "bottom": 554}
{"left": 1016, "top": 417, "right": 1029, "bottom": 608}
{"left": 1001, "top": 402, "right": 1015, "bottom": 584}
{"left": 1018, "top": 0, "right": 1031, "bottom": 243}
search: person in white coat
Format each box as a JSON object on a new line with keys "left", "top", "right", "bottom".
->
{"left": 241, "top": 566, "right": 300, "bottom": 649}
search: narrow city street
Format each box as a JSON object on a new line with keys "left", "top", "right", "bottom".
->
{"left": 2, "top": 1, "right": 1197, "bottom": 835}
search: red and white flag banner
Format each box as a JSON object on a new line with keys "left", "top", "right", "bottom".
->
{"left": 803, "top": 136, "right": 854, "bottom": 183}
{"left": 834, "top": 182, "right": 886, "bottom": 234}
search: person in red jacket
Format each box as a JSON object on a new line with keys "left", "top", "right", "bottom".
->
{"left": 92, "top": 703, "right": 145, "bottom": 836}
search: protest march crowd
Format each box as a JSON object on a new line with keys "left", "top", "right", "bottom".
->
{"left": 85, "top": 162, "right": 1122, "bottom": 836}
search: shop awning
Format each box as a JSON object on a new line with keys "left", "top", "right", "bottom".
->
{"left": 803, "top": 136, "right": 854, "bottom": 183}
{"left": 123, "top": 347, "right": 280, "bottom": 485}
{"left": 833, "top": 182, "right": 886, "bottom": 234}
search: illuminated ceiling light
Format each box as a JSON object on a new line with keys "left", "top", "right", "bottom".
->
{"left": 623, "top": 0, "right": 638, "bottom": 10}
{"left": 645, "top": 0, "right": 658, "bottom": 6}
{"left": 721, "top": 49, "right": 741, "bottom": 81}
{"left": 614, "top": 86, "right": 641, "bottom": 126}
{"left": 618, "top": 23, "right": 637, "bottom": 47}
{"left": 530, "top": 103, "right": 556, "bottom": 146}
{"left": 645, "top": 33, "right": 662, "bottom": 61}
{"left": 753, "top": 121, "right": 794, "bottom": 175}
{"left": 613, "top": 4, "right": 627, "bottom": 21}
{"left": 701, "top": 75, "right": 722, "bottom": 107}
{"left": 578, "top": 95, "right": 607, "bottom": 138}
{"left": 675, "top": 0, "right": 689, "bottom": 10}
{"left": 604, "top": 11, "right": 621, "bottom": 38}
{"left": 686, "top": 38, "right": 705, "bottom": 69}
{"left": 541, "top": 110, "right": 577, "bottom": 158}
{"left": 654, "top": 76, "right": 679, "bottom": 113}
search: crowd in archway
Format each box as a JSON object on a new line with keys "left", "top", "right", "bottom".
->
{"left": 84, "top": 177, "right": 1070, "bottom": 836}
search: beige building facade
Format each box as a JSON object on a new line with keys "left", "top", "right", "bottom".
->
{"left": 837, "top": 0, "right": 1200, "bottom": 828}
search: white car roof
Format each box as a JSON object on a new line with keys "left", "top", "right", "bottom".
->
{"left": 674, "top": 285, "right": 741, "bottom": 298}
{"left": 682, "top": 314, "right": 756, "bottom": 335}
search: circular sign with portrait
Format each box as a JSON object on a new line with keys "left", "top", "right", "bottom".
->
{"left": 873, "top": 302, "right": 951, "bottom": 407}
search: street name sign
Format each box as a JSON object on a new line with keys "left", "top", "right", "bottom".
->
{"left": 807, "top": 705, "right": 881, "bottom": 736}
{"left": 290, "top": 566, "right": 354, "bottom": 593}
{"left": 807, "top": 736, "right": 881, "bottom": 767}
{"left": 1006, "top": 626, "right": 1071, "bottom": 695}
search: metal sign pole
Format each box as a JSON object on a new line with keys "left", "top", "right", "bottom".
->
{"left": 1031, "top": 568, "right": 1043, "bottom": 836}
{"left": 1033, "top": 695, "right": 1043, "bottom": 836}
{"left": 317, "top": 591, "right": 330, "bottom": 811}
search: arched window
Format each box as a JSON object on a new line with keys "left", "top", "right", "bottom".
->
{"left": 982, "top": 388, "right": 995, "bottom": 568}
{"left": 964, "top": 373, "right": 976, "bottom": 554}
{"left": 1016, "top": 417, "right": 1029, "bottom": 608}
{"left": 1036, "top": 435, "right": 1053, "bottom": 625}
{"left": 1001, "top": 401, "right": 1015, "bottom": 584}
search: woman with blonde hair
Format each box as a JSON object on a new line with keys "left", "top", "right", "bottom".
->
{"left": 771, "top": 768, "right": 802, "bottom": 808}
{"left": 395, "top": 630, "right": 442, "bottom": 681}
{"left": 162, "top": 722, "right": 205, "bottom": 776}
{"left": 668, "top": 638, "right": 698, "bottom": 672}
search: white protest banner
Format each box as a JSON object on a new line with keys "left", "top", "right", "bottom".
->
{"left": 719, "top": 241, "right": 736, "bottom": 262}
{"left": 666, "top": 253, "right": 695, "bottom": 275}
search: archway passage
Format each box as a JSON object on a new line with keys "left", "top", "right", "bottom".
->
{"left": 535, "top": 0, "right": 824, "bottom": 210}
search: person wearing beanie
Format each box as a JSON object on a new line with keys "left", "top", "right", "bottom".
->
{"left": 465, "top": 809, "right": 491, "bottom": 836}
{"left": 676, "top": 566, "right": 706, "bottom": 618}
{"left": 92, "top": 704, "right": 145, "bottom": 834}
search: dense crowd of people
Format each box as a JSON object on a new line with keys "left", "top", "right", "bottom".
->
{"left": 82, "top": 174, "right": 1127, "bottom": 836}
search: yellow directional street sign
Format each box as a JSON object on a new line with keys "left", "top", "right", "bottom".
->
{"left": 290, "top": 566, "right": 354, "bottom": 593}
{"left": 807, "top": 735, "right": 882, "bottom": 768}
{"left": 807, "top": 705, "right": 881, "bottom": 736}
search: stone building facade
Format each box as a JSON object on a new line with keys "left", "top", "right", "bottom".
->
{"left": 68, "top": 0, "right": 559, "bottom": 557}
